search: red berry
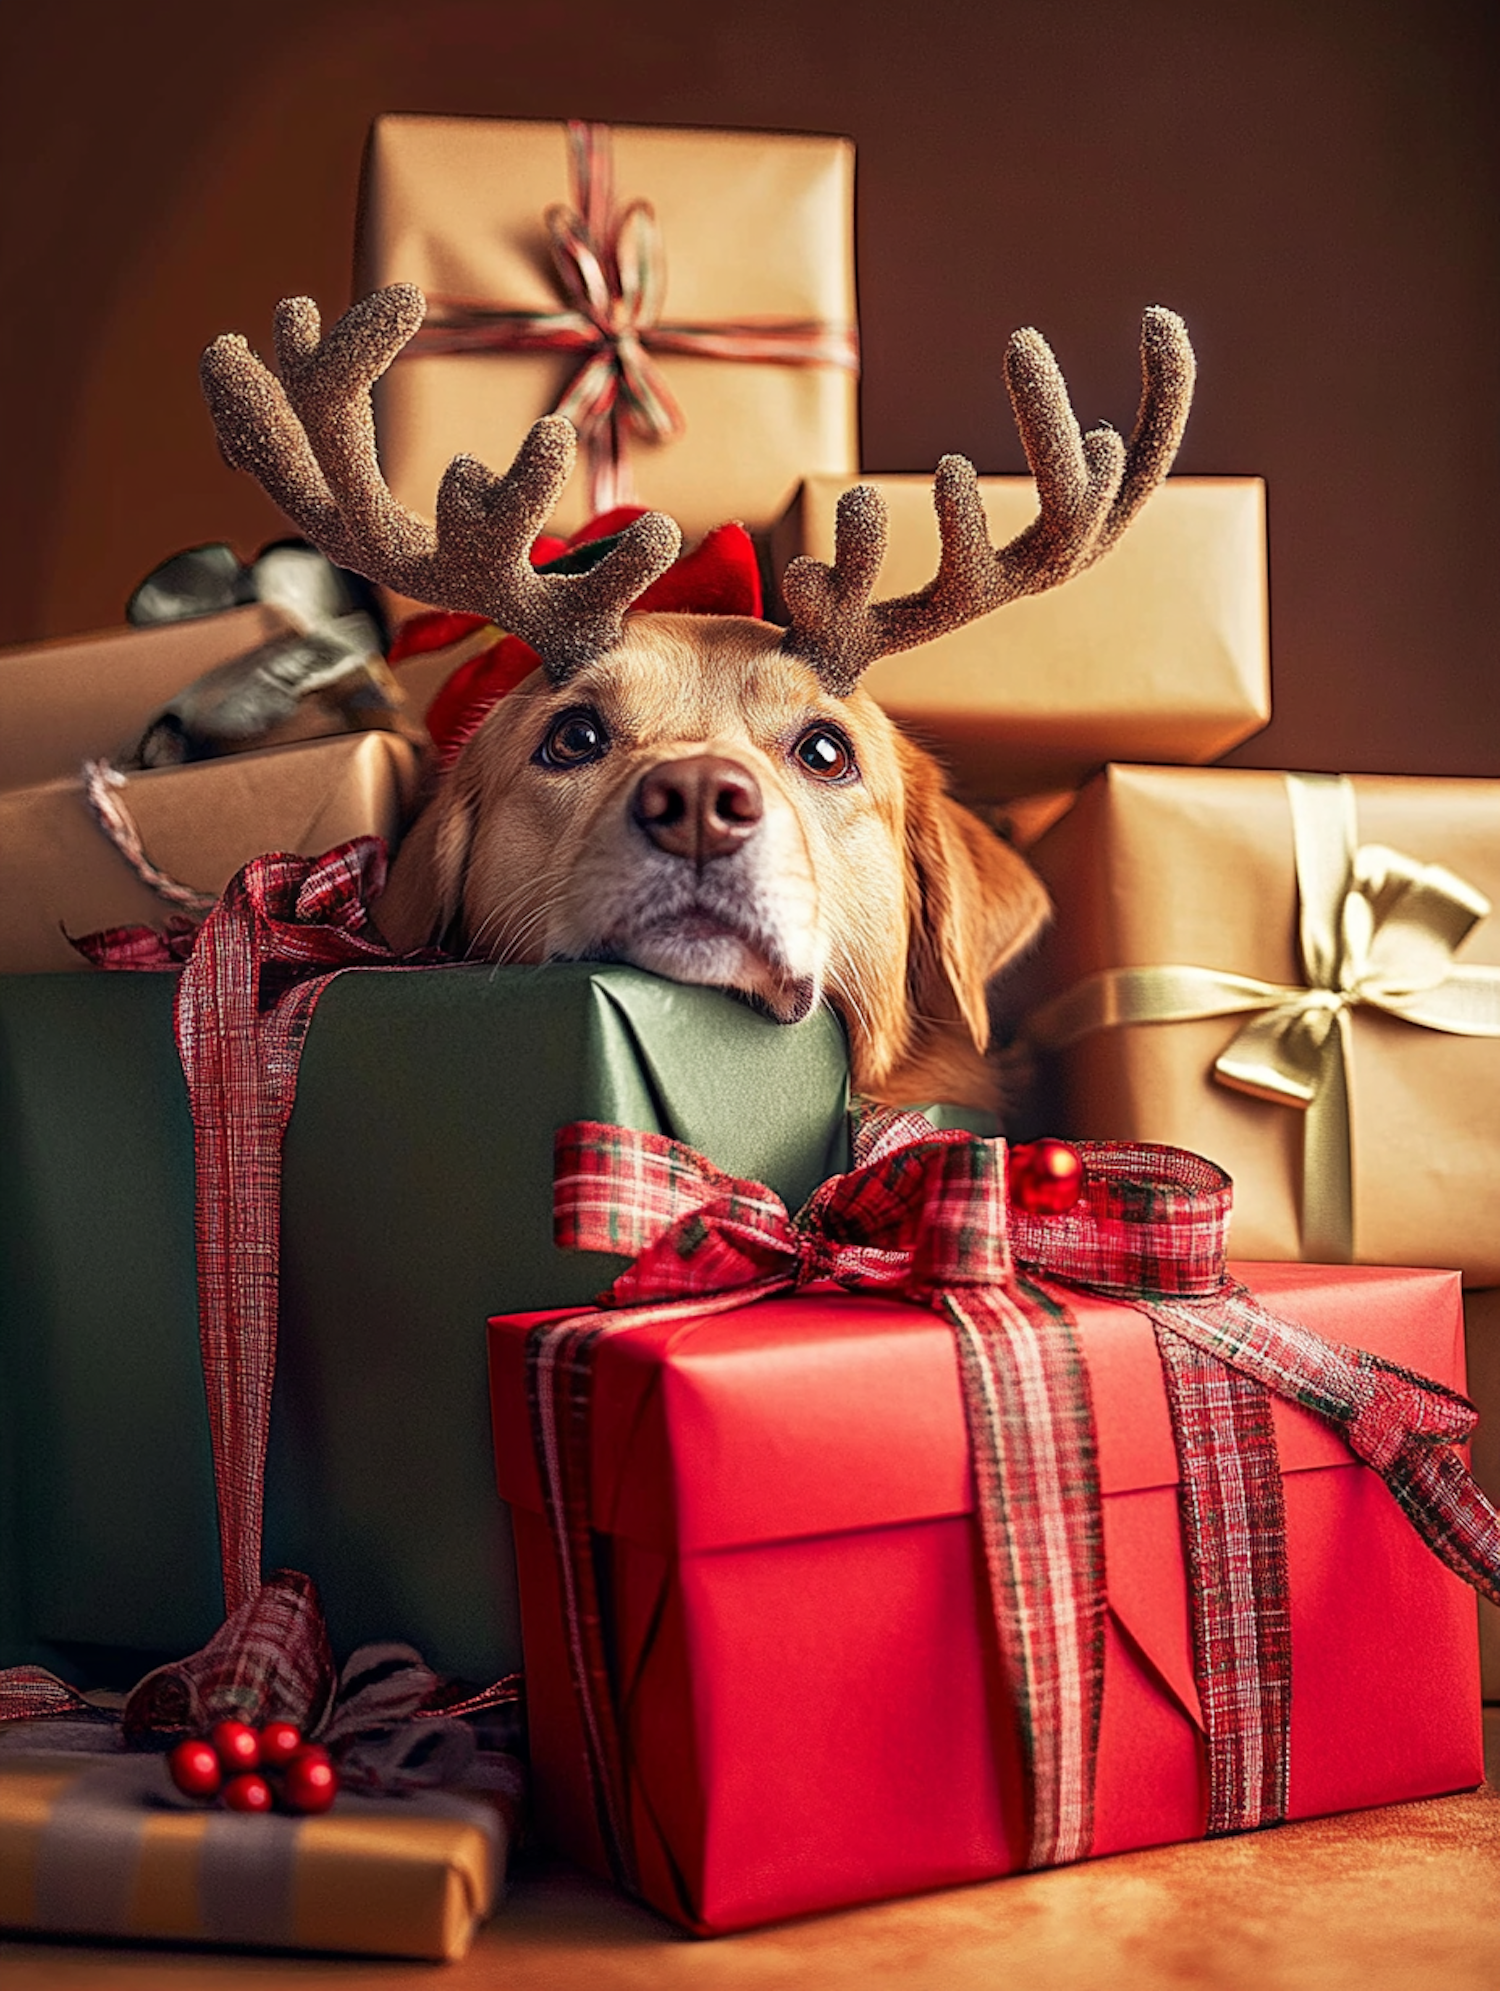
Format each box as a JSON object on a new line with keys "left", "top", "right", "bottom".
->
{"left": 168, "top": 1737, "right": 223, "bottom": 1799}
{"left": 281, "top": 1746, "right": 339, "bottom": 1815}
{"left": 257, "top": 1720, "right": 304, "bottom": 1767}
{"left": 222, "top": 1772, "right": 274, "bottom": 1813}
{"left": 1008, "top": 1139, "right": 1085, "bottom": 1215}
{"left": 209, "top": 1719, "right": 261, "bottom": 1773}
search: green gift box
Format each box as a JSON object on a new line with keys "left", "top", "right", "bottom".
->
{"left": 0, "top": 965, "right": 850, "bottom": 1686}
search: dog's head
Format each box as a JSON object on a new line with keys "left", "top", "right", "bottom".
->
{"left": 374, "top": 612, "right": 1048, "bottom": 1104}
{"left": 200, "top": 285, "right": 1194, "bottom": 1107}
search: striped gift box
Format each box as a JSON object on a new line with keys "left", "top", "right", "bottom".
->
{"left": 0, "top": 1752, "right": 506, "bottom": 1960}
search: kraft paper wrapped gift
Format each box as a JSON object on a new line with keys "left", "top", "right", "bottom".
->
{"left": 0, "top": 603, "right": 292, "bottom": 792}
{"left": 0, "top": 1751, "right": 504, "bottom": 1959}
{"left": 0, "top": 607, "right": 421, "bottom": 972}
{"left": 489, "top": 1262, "right": 1481, "bottom": 1933}
{"left": 357, "top": 115, "right": 859, "bottom": 543}
{"left": 770, "top": 476, "right": 1269, "bottom": 799}
{"left": 0, "top": 734, "right": 420, "bottom": 973}
{"left": 0, "top": 965, "right": 848, "bottom": 1686}
{"left": 1022, "top": 765, "right": 1500, "bottom": 1282}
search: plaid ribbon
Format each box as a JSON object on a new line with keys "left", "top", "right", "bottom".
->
{"left": 1142, "top": 1283, "right": 1500, "bottom": 1612}
{"left": 5, "top": 843, "right": 524, "bottom": 1795}
{"left": 993, "top": 1135, "right": 1499, "bottom": 1827}
{"left": 167, "top": 840, "right": 433, "bottom": 1613}
{"left": 72, "top": 841, "right": 416, "bottom": 1610}
{"left": 533, "top": 1118, "right": 1106, "bottom": 1883}
{"left": 1, "top": 1567, "right": 525, "bottom": 1805}
{"left": 529, "top": 1118, "right": 1500, "bottom": 1896}
{"left": 1149, "top": 1326, "right": 1291, "bottom": 1832}
{"left": 408, "top": 120, "right": 860, "bottom": 514}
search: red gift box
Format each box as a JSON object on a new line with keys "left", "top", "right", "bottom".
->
{"left": 490, "top": 1261, "right": 1482, "bottom": 1933}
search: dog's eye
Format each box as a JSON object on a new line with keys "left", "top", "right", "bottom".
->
{"left": 792, "top": 725, "right": 857, "bottom": 782}
{"left": 538, "top": 709, "right": 610, "bottom": 768}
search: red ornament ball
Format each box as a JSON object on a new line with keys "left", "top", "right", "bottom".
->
{"left": 168, "top": 1737, "right": 223, "bottom": 1800}
{"left": 282, "top": 1745, "right": 339, "bottom": 1815}
{"left": 222, "top": 1771, "right": 274, "bottom": 1814}
{"left": 257, "top": 1720, "right": 304, "bottom": 1768}
{"left": 209, "top": 1718, "right": 261, "bottom": 1773}
{"left": 1008, "top": 1139, "right": 1085, "bottom": 1216}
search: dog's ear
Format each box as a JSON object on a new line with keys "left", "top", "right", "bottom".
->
{"left": 900, "top": 739, "right": 1051, "bottom": 1056}
{"left": 373, "top": 766, "right": 480, "bottom": 954}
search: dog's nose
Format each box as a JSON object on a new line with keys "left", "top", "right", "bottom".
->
{"left": 633, "top": 755, "right": 764, "bottom": 863}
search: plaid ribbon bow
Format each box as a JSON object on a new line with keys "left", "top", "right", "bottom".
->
{"left": 529, "top": 1119, "right": 1500, "bottom": 1897}
{"left": 533, "top": 1115, "right": 1104, "bottom": 1887}
{"left": 409, "top": 120, "right": 860, "bottom": 514}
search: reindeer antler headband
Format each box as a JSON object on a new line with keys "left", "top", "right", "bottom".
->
{"left": 201, "top": 284, "right": 1195, "bottom": 693}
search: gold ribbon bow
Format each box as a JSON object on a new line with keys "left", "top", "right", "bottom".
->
{"left": 1027, "top": 773, "right": 1500, "bottom": 1261}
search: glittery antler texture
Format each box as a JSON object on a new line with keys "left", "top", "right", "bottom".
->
{"left": 781, "top": 308, "right": 1196, "bottom": 695}
{"left": 200, "top": 284, "right": 682, "bottom": 683}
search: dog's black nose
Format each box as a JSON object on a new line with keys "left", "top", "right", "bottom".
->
{"left": 633, "top": 755, "right": 764, "bottom": 863}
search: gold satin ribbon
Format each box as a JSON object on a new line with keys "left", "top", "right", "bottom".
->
{"left": 1026, "top": 773, "right": 1500, "bottom": 1262}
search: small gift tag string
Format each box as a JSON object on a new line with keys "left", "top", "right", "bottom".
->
{"left": 82, "top": 760, "right": 218, "bottom": 915}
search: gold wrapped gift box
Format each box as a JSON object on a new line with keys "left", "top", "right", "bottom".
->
{"left": 358, "top": 115, "right": 858, "bottom": 542}
{"left": 1024, "top": 764, "right": 1500, "bottom": 1283}
{"left": 0, "top": 604, "right": 293, "bottom": 793}
{"left": 0, "top": 611, "right": 421, "bottom": 973}
{"left": 0, "top": 734, "right": 419, "bottom": 973}
{"left": 771, "top": 475, "right": 1269, "bottom": 800}
{"left": 0, "top": 1753, "right": 504, "bottom": 1961}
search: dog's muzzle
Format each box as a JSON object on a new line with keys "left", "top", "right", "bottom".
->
{"left": 579, "top": 749, "right": 819, "bottom": 1025}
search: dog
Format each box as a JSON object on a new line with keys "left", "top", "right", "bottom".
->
{"left": 373, "top": 610, "right": 1049, "bottom": 1108}
{"left": 200, "top": 286, "right": 1194, "bottom": 1112}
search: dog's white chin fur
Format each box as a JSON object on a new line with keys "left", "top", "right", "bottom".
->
{"left": 604, "top": 921, "right": 818, "bottom": 1025}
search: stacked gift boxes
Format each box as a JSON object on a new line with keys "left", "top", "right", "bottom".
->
{"left": 1015, "top": 769, "right": 1500, "bottom": 1699}
{"left": 351, "top": 112, "right": 1491, "bottom": 1931}
{"left": 0, "top": 606, "right": 421, "bottom": 973}
{"left": 0, "top": 113, "right": 871, "bottom": 1955}
{"left": 3, "top": 105, "right": 1496, "bottom": 1957}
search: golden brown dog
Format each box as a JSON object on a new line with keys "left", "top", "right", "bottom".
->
{"left": 374, "top": 614, "right": 1047, "bottom": 1107}
{"left": 200, "top": 287, "right": 1194, "bottom": 1112}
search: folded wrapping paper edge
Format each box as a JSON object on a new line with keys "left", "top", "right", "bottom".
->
{"left": 0, "top": 1751, "right": 504, "bottom": 1960}
{"left": 288, "top": 730, "right": 422, "bottom": 852}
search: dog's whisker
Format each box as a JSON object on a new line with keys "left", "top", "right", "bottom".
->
{"left": 464, "top": 883, "right": 574, "bottom": 965}
{"left": 823, "top": 965, "right": 877, "bottom": 1052}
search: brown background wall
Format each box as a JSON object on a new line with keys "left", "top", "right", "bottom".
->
{"left": 2, "top": 0, "right": 1495, "bottom": 777}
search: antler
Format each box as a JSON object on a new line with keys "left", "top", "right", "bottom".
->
{"left": 781, "top": 306, "right": 1196, "bottom": 696}
{"left": 199, "top": 284, "right": 682, "bottom": 683}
